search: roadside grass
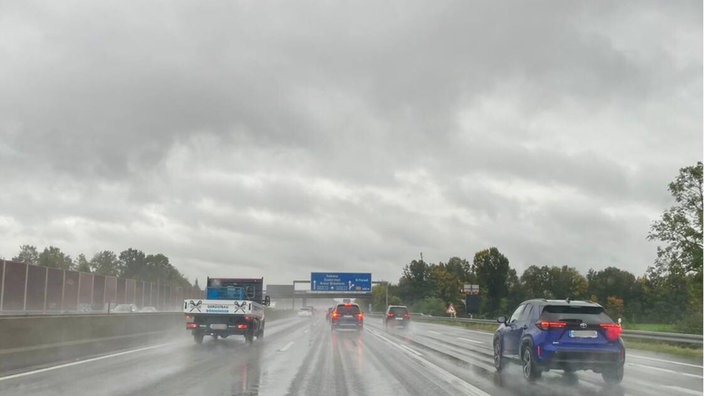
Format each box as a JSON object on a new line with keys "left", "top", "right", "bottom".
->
{"left": 625, "top": 323, "right": 677, "bottom": 332}
{"left": 416, "top": 317, "right": 703, "bottom": 360}
{"left": 622, "top": 338, "right": 703, "bottom": 360}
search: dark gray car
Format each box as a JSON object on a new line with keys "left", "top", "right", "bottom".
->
{"left": 330, "top": 303, "right": 364, "bottom": 331}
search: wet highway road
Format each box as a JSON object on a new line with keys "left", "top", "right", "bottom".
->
{"left": 0, "top": 315, "right": 701, "bottom": 396}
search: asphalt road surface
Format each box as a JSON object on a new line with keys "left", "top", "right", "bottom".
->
{"left": 0, "top": 315, "right": 701, "bottom": 396}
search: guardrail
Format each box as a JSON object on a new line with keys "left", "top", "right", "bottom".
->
{"left": 375, "top": 313, "right": 703, "bottom": 345}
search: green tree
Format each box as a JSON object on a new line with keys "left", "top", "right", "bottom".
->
{"left": 90, "top": 250, "right": 121, "bottom": 276}
{"left": 411, "top": 297, "right": 447, "bottom": 316}
{"left": 141, "top": 253, "right": 191, "bottom": 288}
{"left": 430, "top": 264, "right": 463, "bottom": 309}
{"left": 76, "top": 254, "right": 91, "bottom": 272}
{"left": 646, "top": 162, "right": 703, "bottom": 332}
{"left": 586, "top": 267, "right": 636, "bottom": 305}
{"left": 473, "top": 247, "right": 511, "bottom": 315}
{"left": 398, "top": 259, "right": 432, "bottom": 304}
{"left": 38, "top": 246, "right": 74, "bottom": 270}
{"left": 549, "top": 266, "right": 588, "bottom": 300}
{"left": 647, "top": 161, "right": 703, "bottom": 277}
{"left": 119, "top": 248, "right": 146, "bottom": 279}
{"left": 13, "top": 245, "right": 39, "bottom": 265}
{"left": 520, "top": 265, "right": 553, "bottom": 298}
{"left": 371, "top": 283, "right": 401, "bottom": 311}
{"left": 444, "top": 257, "right": 474, "bottom": 282}
{"left": 505, "top": 267, "right": 525, "bottom": 314}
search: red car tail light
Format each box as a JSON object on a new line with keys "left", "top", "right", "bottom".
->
{"left": 600, "top": 323, "right": 622, "bottom": 341}
{"left": 536, "top": 321, "right": 567, "bottom": 330}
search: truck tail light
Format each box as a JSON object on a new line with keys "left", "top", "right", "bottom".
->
{"left": 187, "top": 323, "right": 198, "bottom": 329}
{"left": 185, "top": 315, "right": 194, "bottom": 323}
{"left": 237, "top": 324, "right": 248, "bottom": 329}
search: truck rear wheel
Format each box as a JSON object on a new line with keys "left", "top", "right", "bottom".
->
{"left": 257, "top": 320, "right": 265, "bottom": 339}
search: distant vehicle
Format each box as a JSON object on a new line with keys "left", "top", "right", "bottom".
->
{"left": 493, "top": 298, "right": 625, "bottom": 384}
{"left": 297, "top": 306, "right": 314, "bottom": 317}
{"left": 330, "top": 303, "right": 363, "bottom": 331}
{"left": 112, "top": 304, "right": 139, "bottom": 313}
{"left": 384, "top": 305, "right": 410, "bottom": 329}
{"left": 140, "top": 306, "right": 158, "bottom": 313}
{"left": 184, "top": 277, "right": 270, "bottom": 344}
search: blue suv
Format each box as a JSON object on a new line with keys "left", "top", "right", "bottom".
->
{"left": 493, "top": 299, "right": 625, "bottom": 384}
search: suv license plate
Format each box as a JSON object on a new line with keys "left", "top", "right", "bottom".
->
{"left": 396, "top": 317, "right": 404, "bottom": 320}
{"left": 210, "top": 324, "right": 227, "bottom": 330}
{"left": 569, "top": 330, "right": 597, "bottom": 338}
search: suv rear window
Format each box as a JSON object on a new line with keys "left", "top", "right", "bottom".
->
{"left": 540, "top": 305, "right": 614, "bottom": 324}
{"left": 389, "top": 307, "right": 408, "bottom": 315}
{"left": 336, "top": 305, "right": 360, "bottom": 315}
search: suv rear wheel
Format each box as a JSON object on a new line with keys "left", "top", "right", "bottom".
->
{"left": 521, "top": 343, "right": 541, "bottom": 382}
{"left": 602, "top": 365, "right": 624, "bottom": 384}
{"left": 493, "top": 338, "right": 504, "bottom": 371}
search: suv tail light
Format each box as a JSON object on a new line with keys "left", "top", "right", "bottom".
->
{"left": 357, "top": 313, "right": 364, "bottom": 320}
{"left": 536, "top": 320, "right": 567, "bottom": 330}
{"left": 332, "top": 311, "right": 339, "bottom": 319}
{"left": 387, "top": 313, "right": 395, "bottom": 318}
{"left": 404, "top": 313, "right": 410, "bottom": 318}
{"left": 600, "top": 323, "right": 622, "bottom": 341}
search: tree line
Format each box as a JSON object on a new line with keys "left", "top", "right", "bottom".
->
{"left": 10, "top": 246, "right": 193, "bottom": 289}
{"left": 369, "top": 162, "right": 702, "bottom": 333}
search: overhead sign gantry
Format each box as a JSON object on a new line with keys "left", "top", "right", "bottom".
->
{"left": 291, "top": 272, "right": 382, "bottom": 309}
{"left": 310, "top": 272, "right": 371, "bottom": 293}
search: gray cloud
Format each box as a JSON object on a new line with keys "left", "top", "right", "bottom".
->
{"left": 0, "top": 1, "right": 700, "bottom": 286}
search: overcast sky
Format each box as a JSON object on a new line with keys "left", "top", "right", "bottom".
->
{"left": 0, "top": 1, "right": 701, "bottom": 288}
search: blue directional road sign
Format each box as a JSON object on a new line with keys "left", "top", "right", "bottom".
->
{"left": 310, "top": 272, "right": 372, "bottom": 293}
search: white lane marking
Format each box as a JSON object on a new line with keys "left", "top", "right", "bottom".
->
{"left": 427, "top": 330, "right": 440, "bottom": 335}
{"left": 629, "top": 353, "right": 703, "bottom": 369}
{"left": 660, "top": 385, "right": 704, "bottom": 396}
{"left": 278, "top": 341, "right": 295, "bottom": 352}
{"left": 370, "top": 330, "right": 423, "bottom": 357}
{"left": 458, "top": 337, "right": 484, "bottom": 345}
{"left": 400, "top": 344, "right": 423, "bottom": 357}
{"left": 0, "top": 343, "right": 172, "bottom": 382}
{"left": 628, "top": 363, "right": 703, "bottom": 379}
{"left": 369, "top": 330, "right": 489, "bottom": 396}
